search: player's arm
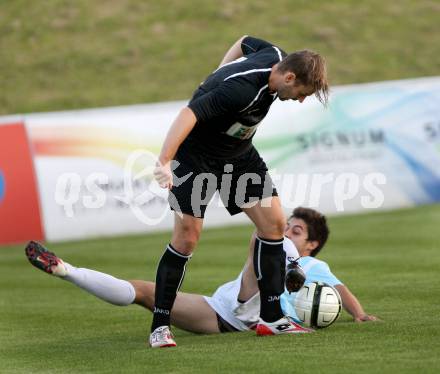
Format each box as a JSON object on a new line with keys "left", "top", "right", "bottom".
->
{"left": 154, "top": 107, "right": 197, "bottom": 189}
{"left": 335, "top": 284, "right": 379, "bottom": 322}
{"left": 218, "top": 35, "right": 275, "bottom": 68}
{"left": 309, "top": 261, "right": 378, "bottom": 323}
{"left": 241, "top": 36, "right": 276, "bottom": 54}
{"left": 218, "top": 35, "right": 248, "bottom": 68}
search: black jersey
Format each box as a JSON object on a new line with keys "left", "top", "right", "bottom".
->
{"left": 185, "top": 36, "right": 287, "bottom": 159}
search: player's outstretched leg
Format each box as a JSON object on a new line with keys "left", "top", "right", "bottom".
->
{"left": 25, "top": 241, "right": 136, "bottom": 306}
{"left": 256, "top": 316, "right": 314, "bottom": 335}
{"left": 25, "top": 241, "right": 67, "bottom": 277}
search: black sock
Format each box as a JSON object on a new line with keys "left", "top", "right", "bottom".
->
{"left": 253, "top": 236, "right": 285, "bottom": 322}
{"left": 151, "top": 244, "right": 191, "bottom": 332}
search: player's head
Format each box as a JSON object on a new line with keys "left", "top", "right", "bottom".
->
{"left": 270, "top": 50, "right": 328, "bottom": 105}
{"left": 284, "top": 207, "right": 329, "bottom": 257}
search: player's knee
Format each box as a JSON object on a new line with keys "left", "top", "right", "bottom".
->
{"left": 176, "top": 237, "right": 198, "bottom": 252}
{"left": 173, "top": 224, "right": 200, "bottom": 252}
{"left": 258, "top": 218, "right": 285, "bottom": 239}
{"left": 274, "top": 218, "right": 286, "bottom": 236}
{"left": 132, "top": 281, "right": 155, "bottom": 309}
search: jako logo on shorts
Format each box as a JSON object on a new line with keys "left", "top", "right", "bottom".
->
{"left": 0, "top": 170, "right": 5, "bottom": 203}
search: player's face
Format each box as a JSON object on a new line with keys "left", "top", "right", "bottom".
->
{"left": 284, "top": 218, "right": 316, "bottom": 256}
{"left": 277, "top": 73, "right": 315, "bottom": 102}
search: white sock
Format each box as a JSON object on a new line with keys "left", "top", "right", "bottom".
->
{"left": 63, "top": 263, "right": 136, "bottom": 306}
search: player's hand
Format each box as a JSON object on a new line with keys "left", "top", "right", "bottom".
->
{"left": 153, "top": 160, "right": 173, "bottom": 190}
{"left": 354, "top": 314, "right": 379, "bottom": 322}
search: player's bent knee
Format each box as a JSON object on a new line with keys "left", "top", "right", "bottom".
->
{"left": 173, "top": 224, "right": 201, "bottom": 252}
{"left": 274, "top": 219, "right": 286, "bottom": 236}
{"left": 131, "top": 281, "right": 155, "bottom": 310}
{"left": 258, "top": 219, "right": 285, "bottom": 239}
{"left": 171, "top": 232, "right": 199, "bottom": 252}
{"left": 172, "top": 237, "right": 198, "bottom": 253}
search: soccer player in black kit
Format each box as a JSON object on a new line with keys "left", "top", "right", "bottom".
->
{"left": 151, "top": 35, "right": 329, "bottom": 347}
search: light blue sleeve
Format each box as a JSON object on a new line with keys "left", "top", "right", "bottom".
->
{"left": 305, "top": 261, "right": 343, "bottom": 287}
{"left": 280, "top": 292, "right": 299, "bottom": 322}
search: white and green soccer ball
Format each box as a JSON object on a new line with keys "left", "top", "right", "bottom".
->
{"left": 294, "top": 282, "right": 342, "bottom": 328}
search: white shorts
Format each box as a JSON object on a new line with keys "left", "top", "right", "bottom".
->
{"left": 203, "top": 295, "right": 247, "bottom": 332}
{"left": 203, "top": 273, "right": 257, "bottom": 332}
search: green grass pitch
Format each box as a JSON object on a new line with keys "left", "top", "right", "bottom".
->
{"left": 1, "top": 205, "right": 439, "bottom": 373}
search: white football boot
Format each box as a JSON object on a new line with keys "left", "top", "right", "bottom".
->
{"left": 149, "top": 326, "right": 177, "bottom": 348}
{"left": 256, "top": 316, "right": 314, "bottom": 335}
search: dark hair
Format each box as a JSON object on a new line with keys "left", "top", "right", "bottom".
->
{"left": 277, "top": 50, "right": 329, "bottom": 106}
{"left": 289, "top": 207, "right": 329, "bottom": 257}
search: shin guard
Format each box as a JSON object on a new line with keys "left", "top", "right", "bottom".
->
{"left": 151, "top": 244, "right": 191, "bottom": 331}
{"left": 253, "top": 236, "right": 285, "bottom": 322}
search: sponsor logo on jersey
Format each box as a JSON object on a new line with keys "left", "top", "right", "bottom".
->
{"left": 225, "top": 123, "right": 260, "bottom": 140}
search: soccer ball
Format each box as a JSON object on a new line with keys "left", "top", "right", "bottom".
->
{"left": 294, "top": 282, "right": 342, "bottom": 328}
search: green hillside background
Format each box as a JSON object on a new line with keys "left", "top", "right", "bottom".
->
{"left": 1, "top": 0, "right": 439, "bottom": 115}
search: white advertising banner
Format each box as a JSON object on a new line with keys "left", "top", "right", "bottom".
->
{"left": 7, "top": 76, "right": 440, "bottom": 242}
{"left": 24, "top": 105, "right": 249, "bottom": 241}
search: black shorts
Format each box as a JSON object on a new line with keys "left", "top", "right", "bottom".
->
{"left": 216, "top": 313, "right": 239, "bottom": 333}
{"left": 168, "top": 144, "right": 277, "bottom": 218}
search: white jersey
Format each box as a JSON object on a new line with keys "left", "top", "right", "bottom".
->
{"left": 203, "top": 238, "right": 342, "bottom": 331}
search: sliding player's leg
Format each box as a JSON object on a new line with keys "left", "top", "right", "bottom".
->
{"left": 132, "top": 280, "right": 220, "bottom": 334}
{"left": 25, "top": 241, "right": 219, "bottom": 334}
{"left": 25, "top": 240, "right": 136, "bottom": 306}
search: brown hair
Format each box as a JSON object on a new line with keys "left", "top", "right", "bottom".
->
{"left": 289, "top": 207, "right": 329, "bottom": 257}
{"left": 277, "top": 50, "right": 329, "bottom": 106}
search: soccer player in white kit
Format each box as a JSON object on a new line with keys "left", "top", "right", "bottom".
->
{"left": 25, "top": 207, "right": 377, "bottom": 338}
